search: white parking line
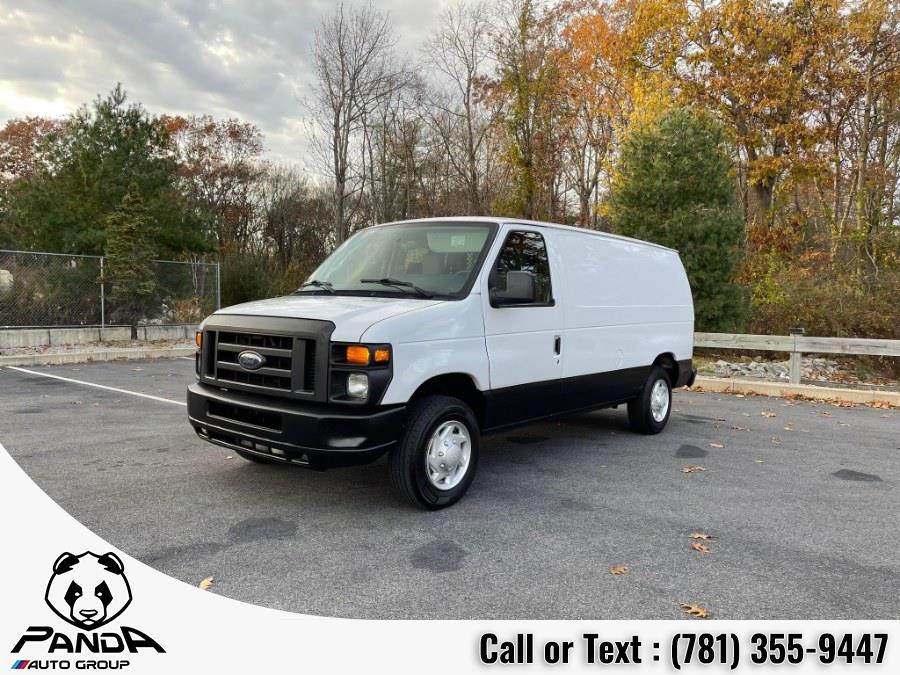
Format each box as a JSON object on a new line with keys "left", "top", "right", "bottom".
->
{"left": 7, "top": 366, "right": 186, "bottom": 406}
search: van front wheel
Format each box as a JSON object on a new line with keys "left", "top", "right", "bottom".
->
{"left": 627, "top": 366, "right": 672, "bottom": 434}
{"left": 389, "top": 395, "right": 479, "bottom": 509}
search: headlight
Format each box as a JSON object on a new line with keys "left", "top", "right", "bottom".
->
{"left": 347, "top": 373, "right": 369, "bottom": 399}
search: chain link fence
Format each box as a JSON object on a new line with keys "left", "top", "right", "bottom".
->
{"left": 0, "top": 250, "right": 220, "bottom": 328}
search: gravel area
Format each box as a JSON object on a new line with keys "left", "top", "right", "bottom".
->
{"left": 699, "top": 356, "right": 899, "bottom": 391}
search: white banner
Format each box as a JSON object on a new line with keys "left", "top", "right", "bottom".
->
{"left": 0, "top": 444, "right": 896, "bottom": 674}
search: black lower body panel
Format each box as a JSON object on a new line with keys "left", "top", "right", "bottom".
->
{"left": 482, "top": 360, "right": 694, "bottom": 432}
{"left": 187, "top": 382, "right": 405, "bottom": 468}
{"left": 482, "top": 365, "right": 650, "bottom": 432}
{"left": 675, "top": 358, "right": 696, "bottom": 388}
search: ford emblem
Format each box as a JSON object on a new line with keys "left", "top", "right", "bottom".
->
{"left": 237, "top": 350, "right": 266, "bottom": 371}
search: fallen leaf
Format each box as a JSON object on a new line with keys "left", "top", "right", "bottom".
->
{"left": 225, "top": 455, "right": 233, "bottom": 460}
{"left": 709, "top": 442, "right": 724, "bottom": 448}
{"left": 688, "top": 533, "right": 711, "bottom": 540}
{"left": 199, "top": 576, "right": 214, "bottom": 590}
{"left": 783, "top": 426, "right": 794, "bottom": 432}
{"left": 731, "top": 425, "right": 749, "bottom": 431}
{"left": 734, "top": 394, "right": 745, "bottom": 398}
{"left": 742, "top": 412, "right": 751, "bottom": 417}
{"left": 609, "top": 565, "right": 629, "bottom": 575}
{"left": 681, "top": 465, "right": 706, "bottom": 474}
{"left": 691, "top": 542, "right": 710, "bottom": 554}
{"left": 755, "top": 459, "right": 765, "bottom": 464}
{"left": 131, "top": 368, "right": 143, "bottom": 372}
{"left": 761, "top": 411, "right": 777, "bottom": 418}
{"left": 680, "top": 603, "right": 709, "bottom": 618}
{"left": 771, "top": 437, "right": 781, "bottom": 444}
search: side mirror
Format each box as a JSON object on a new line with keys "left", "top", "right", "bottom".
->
{"left": 490, "top": 270, "right": 536, "bottom": 306}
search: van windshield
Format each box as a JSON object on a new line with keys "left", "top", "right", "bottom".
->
{"left": 299, "top": 222, "right": 496, "bottom": 299}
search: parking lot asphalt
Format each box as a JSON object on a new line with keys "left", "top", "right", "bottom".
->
{"left": 1, "top": 358, "right": 898, "bottom": 619}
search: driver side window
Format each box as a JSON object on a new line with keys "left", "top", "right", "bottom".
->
{"left": 490, "top": 231, "right": 553, "bottom": 305}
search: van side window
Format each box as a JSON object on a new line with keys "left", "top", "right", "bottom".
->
{"left": 491, "top": 231, "right": 553, "bottom": 305}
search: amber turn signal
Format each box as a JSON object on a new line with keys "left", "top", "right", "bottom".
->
{"left": 195, "top": 331, "right": 202, "bottom": 349}
{"left": 374, "top": 348, "right": 390, "bottom": 363}
{"left": 346, "top": 345, "right": 370, "bottom": 365}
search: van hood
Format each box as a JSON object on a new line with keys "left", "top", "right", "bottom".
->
{"left": 209, "top": 294, "right": 443, "bottom": 342}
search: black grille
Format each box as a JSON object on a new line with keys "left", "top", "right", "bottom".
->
{"left": 207, "top": 400, "right": 282, "bottom": 431}
{"left": 216, "top": 367, "right": 292, "bottom": 391}
{"left": 218, "top": 331, "right": 293, "bottom": 351}
{"left": 303, "top": 340, "right": 317, "bottom": 391}
{"left": 205, "top": 329, "right": 318, "bottom": 398}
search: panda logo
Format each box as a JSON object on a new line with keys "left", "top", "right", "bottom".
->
{"left": 44, "top": 551, "right": 132, "bottom": 631}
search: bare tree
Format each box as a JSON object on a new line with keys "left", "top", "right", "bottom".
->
{"left": 309, "top": 1, "right": 403, "bottom": 246}
{"left": 254, "top": 164, "right": 330, "bottom": 274}
{"left": 421, "top": 0, "right": 499, "bottom": 214}
{"left": 358, "top": 75, "right": 423, "bottom": 224}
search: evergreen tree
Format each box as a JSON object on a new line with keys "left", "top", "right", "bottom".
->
{"left": 3, "top": 85, "right": 206, "bottom": 257}
{"left": 105, "top": 186, "right": 157, "bottom": 338}
{"left": 609, "top": 108, "right": 744, "bottom": 331}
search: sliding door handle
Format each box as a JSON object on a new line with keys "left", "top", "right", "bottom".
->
{"left": 554, "top": 335, "right": 562, "bottom": 355}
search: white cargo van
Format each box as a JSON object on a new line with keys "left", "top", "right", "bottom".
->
{"left": 188, "top": 218, "right": 695, "bottom": 508}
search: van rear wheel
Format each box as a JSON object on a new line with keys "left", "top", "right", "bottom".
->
{"left": 627, "top": 366, "right": 672, "bottom": 434}
{"left": 389, "top": 395, "right": 479, "bottom": 509}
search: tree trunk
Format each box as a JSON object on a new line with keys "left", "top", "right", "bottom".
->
{"left": 750, "top": 179, "right": 774, "bottom": 226}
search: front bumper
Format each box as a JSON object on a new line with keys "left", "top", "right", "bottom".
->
{"left": 187, "top": 382, "right": 405, "bottom": 468}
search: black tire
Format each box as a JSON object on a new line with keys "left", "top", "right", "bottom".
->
{"left": 627, "top": 366, "right": 672, "bottom": 434}
{"left": 234, "top": 448, "right": 276, "bottom": 464}
{"left": 389, "top": 395, "right": 480, "bottom": 510}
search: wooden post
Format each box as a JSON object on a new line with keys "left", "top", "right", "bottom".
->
{"left": 789, "top": 351, "right": 802, "bottom": 384}
{"left": 789, "top": 327, "right": 804, "bottom": 385}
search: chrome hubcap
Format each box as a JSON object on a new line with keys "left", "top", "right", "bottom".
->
{"left": 650, "top": 379, "right": 670, "bottom": 422}
{"left": 425, "top": 420, "right": 471, "bottom": 490}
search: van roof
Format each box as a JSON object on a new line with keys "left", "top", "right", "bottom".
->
{"left": 373, "top": 216, "right": 678, "bottom": 253}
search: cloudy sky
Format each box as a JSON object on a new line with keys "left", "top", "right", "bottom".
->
{"left": 0, "top": 0, "right": 447, "bottom": 166}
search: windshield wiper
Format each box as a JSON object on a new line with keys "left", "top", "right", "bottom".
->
{"left": 296, "top": 280, "right": 334, "bottom": 294}
{"left": 359, "top": 278, "right": 434, "bottom": 298}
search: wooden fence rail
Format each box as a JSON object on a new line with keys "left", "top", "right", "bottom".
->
{"left": 694, "top": 332, "right": 900, "bottom": 384}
